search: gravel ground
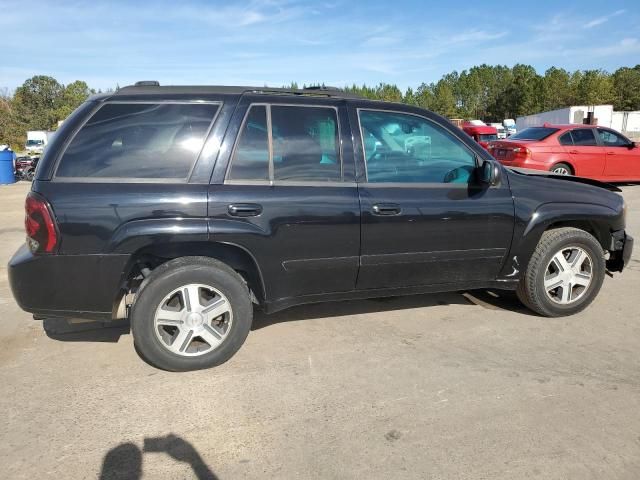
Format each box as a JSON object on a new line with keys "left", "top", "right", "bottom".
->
{"left": 0, "top": 180, "right": 639, "bottom": 480}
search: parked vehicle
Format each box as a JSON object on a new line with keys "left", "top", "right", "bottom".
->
{"left": 25, "top": 131, "right": 55, "bottom": 154}
{"left": 15, "top": 156, "right": 39, "bottom": 181}
{"left": 488, "top": 124, "right": 640, "bottom": 181}
{"left": 8, "top": 84, "right": 633, "bottom": 371}
{"left": 503, "top": 119, "right": 516, "bottom": 136}
{"left": 462, "top": 122, "right": 498, "bottom": 150}
{"left": 490, "top": 123, "right": 507, "bottom": 139}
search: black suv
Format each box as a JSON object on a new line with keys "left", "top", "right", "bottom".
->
{"left": 8, "top": 83, "right": 633, "bottom": 371}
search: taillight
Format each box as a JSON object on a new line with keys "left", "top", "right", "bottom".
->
{"left": 25, "top": 192, "right": 58, "bottom": 253}
{"left": 512, "top": 147, "right": 531, "bottom": 159}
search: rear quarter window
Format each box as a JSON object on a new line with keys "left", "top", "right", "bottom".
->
{"left": 55, "top": 102, "right": 219, "bottom": 180}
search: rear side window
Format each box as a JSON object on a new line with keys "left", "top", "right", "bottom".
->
{"left": 570, "top": 128, "right": 597, "bottom": 146}
{"left": 56, "top": 102, "right": 219, "bottom": 179}
{"left": 558, "top": 132, "right": 573, "bottom": 145}
{"left": 227, "top": 106, "right": 270, "bottom": 181}
{"left": 227, "top": 105, "right": 341, "bottom": 182}
{"left": 271, "top": 106, "right": 340, "bottom": 181}
{"left": 509, "top": 127, "right": 559, "bottom": 141}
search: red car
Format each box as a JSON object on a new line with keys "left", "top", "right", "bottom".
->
{"left": 488, "top": 124, "right": 640, "bottom": 181}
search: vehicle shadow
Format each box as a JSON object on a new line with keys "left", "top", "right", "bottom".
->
{"left": 100, "top": 434, "right": 218, "bottom": 480}
{"left": 42, "top": 318, "right": 130, "bottom": 342}
{"left": 40, "top": 289, "right": 529, "bottom": 341}
{"left": 251, "top": 289, "right": 529, "bottom": 330}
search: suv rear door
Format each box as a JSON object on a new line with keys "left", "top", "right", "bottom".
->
{"left": 208, "top": 95, "right": 360, "bottom": 304}
{"left": 351, "top": 107, "right": 514, "bottom": 290}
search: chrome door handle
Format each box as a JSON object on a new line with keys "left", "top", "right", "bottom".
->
{"left": 228, "top": 203, "right": 263, "bottom": 217}
{"left": 372, "top": 203, "right": 401, "bottom": 216}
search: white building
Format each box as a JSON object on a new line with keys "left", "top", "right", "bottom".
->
{"left": 516, "top": 105, "right": 640, "bottom": 139}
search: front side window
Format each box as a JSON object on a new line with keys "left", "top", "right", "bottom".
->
{"left": 56, "top": 103, "right": 219, "bottom": 179}
{"left": 570, "top": 128, "right": 597, "bottom": 146}
{"left": 359, "top": 110, "right": 476, "bottom": 183}
{"left": 597, "top": 129, "right": 629, "bottom": 147}
{"left": 227, "top": 105, "right": 341, "bottom": 182}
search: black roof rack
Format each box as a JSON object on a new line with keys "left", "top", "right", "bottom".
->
{"left": 134, "top": 80, "right": 160, "bottom": 87}
{"left": 116, "top": 83, "right": 362, "bottom": 99}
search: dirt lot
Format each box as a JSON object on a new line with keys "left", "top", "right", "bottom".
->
{"left": 0, "top": 180, "right": 639, "bottom": 479}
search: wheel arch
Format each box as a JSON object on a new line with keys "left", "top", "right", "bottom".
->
{"left": 112, "top": 241, "right": 266, "bottom": 319}
{"left": 499, "top": 202, "right": 618, "bottom": 280}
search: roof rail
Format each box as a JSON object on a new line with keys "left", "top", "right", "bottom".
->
{"left": 114, "top": 84, "right": 362, "bottom": 99}
{"left": 245, "top": 86, "right": 362, "bottom": 99}
{"left": 134, "top": 80, "right": 160, "bottom": 86}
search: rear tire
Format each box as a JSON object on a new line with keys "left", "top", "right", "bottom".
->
{"left": 517, "top": 227, "right": 605, "bottom": 317}
{"left": 550, "top": 162, "right": 572, "bottom": 175}
{"left": 130, "top": 257, "right": 252, "bottom": 371}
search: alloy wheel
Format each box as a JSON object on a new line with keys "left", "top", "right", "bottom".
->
{"left": 153, "top": 284, "right": 233, "bottom": 356}
{"left": 544, "top": 246, "right": 593, "bottom": 305}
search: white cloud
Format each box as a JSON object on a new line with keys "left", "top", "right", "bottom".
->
{"left": 450, "top": 29, "right": 508, "bottom": 43}
{"left": 584, "top": 9, "right": 625, "bottom": 29}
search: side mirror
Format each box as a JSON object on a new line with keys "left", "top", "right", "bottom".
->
{"left": 629, "top": 142, "right": 639, "bottom": 149}
{"left": 480, "top": 160, "right": 501, "bottom": 186}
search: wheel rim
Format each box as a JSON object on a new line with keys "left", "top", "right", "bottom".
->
{"left": 552, "top": 166, "right": 570, "bottom": 175}
{"left": 544, "top": 246, "right": 593, "bottom": 305}
{"left": 153, "top": 283, "right": 233, "bottom": 357}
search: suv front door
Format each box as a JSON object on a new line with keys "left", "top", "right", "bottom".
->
{"left": 352, "top": 108, "right": 514, "bottom": 290}
{"left": 208, "top": 96, "right": 360, "bottom": 304}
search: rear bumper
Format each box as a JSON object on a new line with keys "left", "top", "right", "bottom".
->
{"left": 606, "top": 231, "right": 634, "bottom": 272}
{"left": 8, "top": 244, "right": 129, "bottom": 320}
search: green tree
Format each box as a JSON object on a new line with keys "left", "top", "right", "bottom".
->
{"left": 504, "top": 64, "right": 542, "bottom": 117}
{"left": 431, "top": 79, "right": 457, "bottom": 117}
{"left": 612, "top": 65, "right": 640, "bottom": 110}
{"left": 574, "top": 70, "right": 614, "bottom": 105}
{"left": 541, "top": 67, "right": 572, "bottom": 111}
{"left": 414, "top": 83, "right": 435, "bottom": 110}
{"left": 13, "top": 75, "right": 64, "bottom": 130}
{"left": 54, "top": 80, "right": 93, "bottom": 121}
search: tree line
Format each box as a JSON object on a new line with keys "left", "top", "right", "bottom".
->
{"left": 342, "top": 64, "right": 640, "bottom": 122}
{"left": 2, "top": 64, "right": 640, "bottom": 150}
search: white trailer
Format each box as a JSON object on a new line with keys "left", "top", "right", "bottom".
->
{"left": 515, "top": 105, "right": 614, "bottom": 132}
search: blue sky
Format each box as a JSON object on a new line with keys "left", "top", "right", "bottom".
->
{"left": 1, "top": 0, "right": 639, "bottom": 92}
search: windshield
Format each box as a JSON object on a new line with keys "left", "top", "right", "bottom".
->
{"left": 509, "top": 127, "right": 558, "bottom": 141}
{"left": 26, "top": 140, "right": 44, "bottom": 146}
{"left": 478, "top": 134, "right": 498, "bottom": 141}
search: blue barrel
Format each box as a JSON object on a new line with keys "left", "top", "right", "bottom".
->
{"left": 0, "top": 150, "right": 16, "bottom": 184}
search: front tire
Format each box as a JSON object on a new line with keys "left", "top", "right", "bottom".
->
{"left": 130, "top": 257, "right": 252, "bottom": 371}
{"left": 517, "top": 228, "right": 605, "bottom": 317}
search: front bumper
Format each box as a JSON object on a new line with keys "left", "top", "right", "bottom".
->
{"left": 607, "top": 231, "right": 634, "bottom": 272}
